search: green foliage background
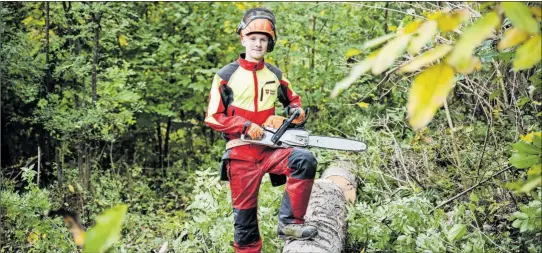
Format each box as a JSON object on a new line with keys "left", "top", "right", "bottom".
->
{"left": 1, "top": 2, "right": 540, "bottom": 252}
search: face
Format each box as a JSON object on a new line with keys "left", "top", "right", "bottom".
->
{"left": 242, "top": 33, "right": 269, "bottom": 62}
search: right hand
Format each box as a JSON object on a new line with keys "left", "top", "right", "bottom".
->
{"left": 246, "top": 123, "right": 264, "bottom": 140}
{"left": 264, "top": 115, "right": 286, "bottom": 129}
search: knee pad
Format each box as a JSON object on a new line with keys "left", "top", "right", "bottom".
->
{"left": 287, "top": 148, "right": 317, "bottom": 179}
{"left": 233, "top": 208, "right": 260, "bottom": 245}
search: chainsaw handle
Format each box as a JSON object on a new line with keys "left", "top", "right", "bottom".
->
{"left": 286, "top": 107, "right": 310, "bottom": 128}
{"left": 271, "top": 109, "right": 300, "bottom": 144}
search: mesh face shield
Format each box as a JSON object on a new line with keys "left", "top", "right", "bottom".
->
{"left": 236, "top": 8, "right": 277, "bottom": 36}
{"left": 237, "top": 8, "right": 278, "bottom": 52}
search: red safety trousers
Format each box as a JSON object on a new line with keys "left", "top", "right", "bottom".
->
{"left": 226, "top": 145, "right": 317, "bottom": 253}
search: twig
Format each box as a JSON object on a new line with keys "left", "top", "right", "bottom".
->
{"left": 359, "top": 69, "right": 394, "bottom": 103}
{"left": 456, "top": 82, "right": 492, "bottom": 110}
{"left": 399, "top": 2, "right": 433, "bottom": 12}
{"left": 443, "top": 99, "right": 463, "bottom": 179}
{"left": 492, "top": 60, "right": 509, "bottom": 107}
{"left": 46, "top": 217, "right": 77, "bottom": 250}
{"left": 343, "top": 2, "right": 426, "bottom": 19}
{"left": 37, "top": 146, "right": 41, "bottom": 187}
{"left": 469, "top": 223, "right": 512, "bottom": 253}
{"left": 430, "top": 166, "right": 512, "bottom": 213}
{"left": 158, "top": 241, "right": 168, "bottom": 253}
{"left": 475, "top": 120, "right": 492, "bottom": 183}
{"left": 407, "top": 171, "right": 426, "bottom": 190}
{"left": 383, "top": 124, "right": 412, "bottom": 185}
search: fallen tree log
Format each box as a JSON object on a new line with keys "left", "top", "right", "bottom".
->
{"left": 282, "top": 161, "right": 358, "bottom": 253}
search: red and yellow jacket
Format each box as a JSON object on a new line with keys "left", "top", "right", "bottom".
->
{"left": 205, "top": 54, "right": 301, "bottom": 142}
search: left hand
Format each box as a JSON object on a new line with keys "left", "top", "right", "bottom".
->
{"left": 291, "top": 107, "right": 305, "bottom": 125}
{"left": 264, "top": 115, "right": 286, "bottom": 129}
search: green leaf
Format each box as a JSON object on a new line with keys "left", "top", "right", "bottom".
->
{"left": 490, "top": 90, "right": 502, "bottom": 100}
{"left": 400, "top": 44, "right": 453, "bottom": 73}
{"left": 502, "top": 2, "right": 540, "bottom": 35}
{"left": 447, "top": 224, "right": 467, "bottom": 242}
{"left": 447, "top": 12, "right": 501, "bottom": 71}
{"left": 84, "top": 204, "right": 128, "bottom": 253}
{"left": 469, "top": 192, "right": 479, "bottom": 203}
{"left": 513, "top": 35, "right": 542, "bottom": 71}
{"left": 517, "top": 97, "right": 530, "bottom": 108}
{"left": 528, "top": 164, "right": 542, "bottom": 176}
{"left": 520, "top": 218, "right": 529, "bottom": 232}
{"left": 407, "top": 63, "right": 455, "bottom": 130}
{"left": 520, "top": 174, "right": 542, "bottom": 193}
{"left": 533, "top": 134, "right": 542, "bottom": 149}
{"left": 509, "top": 153, "right": 540, "bottom": 169}
{"left": 512, "top": 218, "right": 522, "bottom": 228}
{"left": 513, "top": 211, "right": 529, "bottom": 220}
{"left": 513, "top": 141, "right": 541, "bottom": 155}
{"left": 372, "top": 34, "right": 411, "bottom": 75}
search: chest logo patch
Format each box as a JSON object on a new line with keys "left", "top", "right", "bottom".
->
{"left": 265, "top": 89, "right": 276, "bottom": 95}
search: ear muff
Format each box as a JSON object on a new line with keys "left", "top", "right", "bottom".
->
{"left": 267, "top": 38, "right": 275, "bottom": 52}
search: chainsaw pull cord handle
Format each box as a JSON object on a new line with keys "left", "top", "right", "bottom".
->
{"left": 271, "top": 109, "right": 300, "bottom": 144}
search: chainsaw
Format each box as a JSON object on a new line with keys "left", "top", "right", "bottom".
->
{"left": 241, "top": 108, "right": 367, "bottom": 152}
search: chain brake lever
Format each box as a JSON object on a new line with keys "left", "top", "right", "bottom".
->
{"left": 271, "top": 109, "right": 300, "bottom": 144}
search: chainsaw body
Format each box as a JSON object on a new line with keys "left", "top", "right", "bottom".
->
{"left": 240, "top": 108, "right": 367, "bottom": 152}
{"left": 241, "top": 127, "right": 309, "bottom": 148}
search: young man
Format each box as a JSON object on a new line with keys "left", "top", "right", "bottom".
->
{"left": 204, "top": 7, "right": 318, "bottom": 253}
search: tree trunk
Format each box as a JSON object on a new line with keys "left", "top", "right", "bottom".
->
{"left": 55, "top": 139, "right": 63, "bottom": 188}
{"left": 91, "top": 10, "right": 101, "bottom": 105}
{"left": 84, "top": 144, "right": 90, "bottom": 190}
{"left": 384, "top": 2, "right": 389, "bottom": 33}
{"left": 43, "top": 2, "right": 54, "bottom": 177}
{"left": 78, "top": 144, "right": 83, "bottom": 186}
{"left": 282, "top": 161, "right": 357, "bottom": 253}
{"left": 45, "top": 2, "right": 52, "bottom": 93}
{"left": 310, "top": 13, "right": 316, "bottom": 72}
{"left": 156, "top": 119, "right": 163, "bottom": 169}
{"left": 164, "top": 116, "right": 172, "bottom": 171}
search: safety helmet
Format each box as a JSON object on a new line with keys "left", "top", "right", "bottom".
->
{"left": 236, "top": 8, "right": 277, "bottom": 52}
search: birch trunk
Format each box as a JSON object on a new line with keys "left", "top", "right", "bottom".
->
{"left": 283, "top": 161, "right": 357, "bottom": 253}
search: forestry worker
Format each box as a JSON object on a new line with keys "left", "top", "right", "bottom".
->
{"left": 204, "top": 7, "right": 318, "bottom": 253}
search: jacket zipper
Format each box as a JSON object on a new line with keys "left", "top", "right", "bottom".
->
{"left": 253, "top": 65, "right": 259, "bottom": 112}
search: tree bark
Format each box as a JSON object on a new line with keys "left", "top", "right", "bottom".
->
{"left": 91, "top": 10, "right": 101, "bottom": 105}
{"left": 45, "top": 2, "right": 52, "bottom": 93}
{"left": 55, "top": 139, "right": 63, "bottom": 188}
{"left": 384, "top": 2, "right": 389, "bottom": 33}
{"left": 164, "top": 116, "right": 172, "bottom": 171}
{"left": 310, "top": 13, "right": 316, "bottom": 72}
{"left": 84, "top": 144, "right": 90, "bottom": 190}
{"left": 78, "top": 144, "right": 83, "bottom": 187}
{"left": 43, "top": 2, "right": 54, "bottom": 176}
{"left": 156, "top": 120, "right": 163, "bottom": 169}
{"left": 282, "top": 161, "right": 357, "bottom": 253}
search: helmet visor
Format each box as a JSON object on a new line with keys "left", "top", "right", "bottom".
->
{"left": 239, "top": 8, "right": 276, "bottom": 31}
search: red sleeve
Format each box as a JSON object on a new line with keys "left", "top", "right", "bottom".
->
{"left": 279, "top": 78, "right": 302, "bottom": 108}
{"left": 204, "top": 75, "right": 248, "bottom": 134}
